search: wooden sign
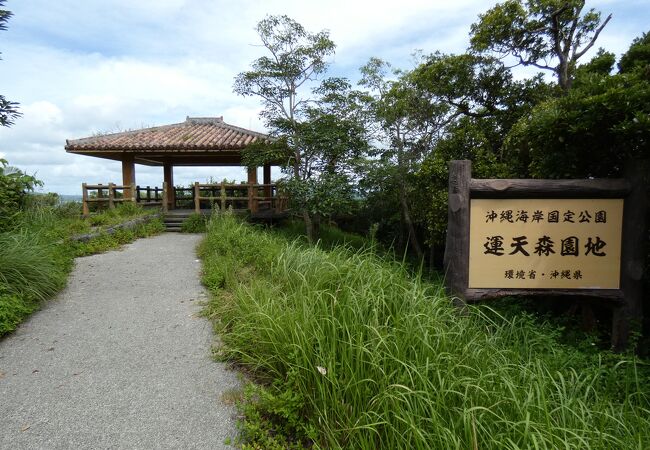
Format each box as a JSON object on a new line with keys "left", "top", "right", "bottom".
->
{"left": 469, "top": 198, "right": 623, "bottom": 289}
{"left": 443, "top": 160, "right": 647, "bottom": 351}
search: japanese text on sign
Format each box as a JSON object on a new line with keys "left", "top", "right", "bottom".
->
{"left": 469, "top": 199, "right": 623, "bottom": 289}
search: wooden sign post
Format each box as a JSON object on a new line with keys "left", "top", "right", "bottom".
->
{"left": 444, "top": 160, "right": 647, "bottom": 350}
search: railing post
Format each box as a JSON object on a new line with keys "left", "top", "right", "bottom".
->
{"left": 82, "top": 183, "right": 90, "bottom": 217}
{"left": 146, "top": 186, "right": 151, "bottom": 202}
{"left": 194, "top": 182, "right": 200, "bottom": 214}
{"left": 248, "top": 182, "right": 257, "bottom": 213}
{"left": 108, "top": 182, "right": 115, "bottom": 210}
{"left": 162, "top": 182, "right": 169, "bottom": 213}
{"left": 220, "top": 181, "right": 226, "bottom": 211}
{"left": 131, "top": 183, "right": 136, "bottom": 203}
{"left": 97, "top": 183, "right": 104, "bottom": 200}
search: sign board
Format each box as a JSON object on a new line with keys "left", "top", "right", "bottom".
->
{"left": 469, "top": 198, "right": 623, "bottom": 289}
{"left": 443, "top": 160, "right": 647, "bottom": 351}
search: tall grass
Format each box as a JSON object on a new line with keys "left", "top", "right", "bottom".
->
{"left": 0, "top": 229, "right": 70, "bottom": 334}
{"left": 0, "top": 231, "right": 68, "bottom": 300}
{"left": 273, "top": 219, "right": 370, "bottom": 251}
{"left": 200, "top": 214, "right": 650, "bottom": 449}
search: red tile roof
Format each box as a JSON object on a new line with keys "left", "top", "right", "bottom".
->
{"left": 65, "top": 117, "right": 269, "bottom": 152}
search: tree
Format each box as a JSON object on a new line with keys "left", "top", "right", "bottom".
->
{"left": 404, "top": 52, "right": 549, "bottom": 258}
{"left": 358, "top": 53, "right": 545, "bottom": 259}
{"left": 618, "top": 31, "right": 650, "bottom": 74}
{"left": 470, "top": 0, "right": 611, "bottom": 92}
{"left": 504, "top": 51, "right": 650, "bottom": 179}
{"left": 279, "top": 78, "right": 369, "bottom": 231}
{"left": 234, "top": 15, "right": 334, "bottom": 175}
{"left": 235, "top": 16, "right": 368, "bottom": 240}
{"left": 359, "top": 58, "right": 448, "bottom": 259}
{"left": 0, "top": 0, "right": 20, "bottom": 127}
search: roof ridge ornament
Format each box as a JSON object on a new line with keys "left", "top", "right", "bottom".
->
{"left": 185, "top": 116, "right": 224, "bottom": 124}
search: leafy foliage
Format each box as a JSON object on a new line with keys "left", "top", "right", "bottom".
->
{"left": 235, "top": 18, "right": 370, "bottom": 239}
{"left": 281, "top": 173, "right": 355, "bottom": 219}
{"left": 358, "top": 58, "right": 447, "bottom": 258}
{"left": 233, "top": 15, "right": 335, "bottom": 135}
{"left": 180, "top": 213, "right": 207, "bottom": 233}
{"left": 0, "top": 159, "right": 42, "bottom": 231}
{"left": 619, "top": 31, "right": 650, "bottom": 74}
{"left": 505, "top": 56, "right": 650, "bottom": 178}
{"left": 0, "top": 1, "right": 21, "bottom": 126}
{"left": 470, "top": 0, "right": 612, "bottom": 91}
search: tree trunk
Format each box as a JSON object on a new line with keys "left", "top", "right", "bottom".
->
{"left": 428, "top": 241, "right": 436, "bottom": 275}
{"left": 397, "top": 212, "right": 405, "bottom": 251}
{"left": 398, "top": 179, "right": 424, "bottom": 260}
{"left": 312, "top": 212, "right": 321, "bottom": 236}
{"left": 302, "top": 209, "right": 314, "bottom": 243}
{"left": 558, "top": 58, "right": 572, "bottom": 93}
{"left": 395, "top": 132, "right": 424, "bottom": 261}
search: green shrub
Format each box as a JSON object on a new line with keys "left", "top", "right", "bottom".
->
{"left": 0, "top": 229, "right": 70, "bottom": 335}
{"left": 273, "top": 219, "right": 370, "bottom": 251}
{"left": 181, "top": 213, "right": 207, "bottom": 233}
{"left": 72, "top": 218, "right": 165, "bottom": 256}
{"left": 0, "top": 159, "right": 41, "bottom": 231}
{"left": 0, "top": 294, "right": 38, "bottom": 335}
{"left": 88, "top": 202, "right": 148, "bottom": 227}
{"left": 0, "top": 230, "right": 68, "bottom": 300}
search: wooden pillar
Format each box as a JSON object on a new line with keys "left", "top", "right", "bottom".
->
{"left": 443, "top": 160, "right": 471, "bottom": 308}
{"left": 82, "top": 183, "right": 89, "bottom": 217}
{"left": 194, "top": 182, "right": 201, "bottom": 213}
{"left": 263, "top": 164, "right": 272, "bottom": 198}
{"left": 220, "top": 181, "right": 226, "bottom": 211}
{"left": 108, "top": 182, "right": 116, "bottom": 210}
{"left": 164, "top": 162, "right": 175, "bottom": 210}
{"left": 162, "top": 182, "right": 169, "bottom": 212}
{"left": 248, "top": 167, "right": 258, "bottom": 213}
{"left": 122, "top": 154, "right": 135, "bottom": 198}
{"left": 612, "top": 162, "right": 648, "bottom": 351}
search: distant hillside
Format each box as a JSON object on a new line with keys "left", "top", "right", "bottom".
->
{"left": 59, "top": 194, "right": 82, "bottom": 203}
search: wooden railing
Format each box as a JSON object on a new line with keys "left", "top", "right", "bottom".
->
{"left": 82, "top": 183, "right": 135, "bottom": 216}
{"left": 135, "top": 185, "right": 164, "bottom": 205}
{"left": 82, "top": 183, "right": 164, "bottom": 216}
{"left": 82, "top": 181, "right": 287, "bottom": 216}
{"left": 193, "top": 182, "right": 287, "bottom": 213}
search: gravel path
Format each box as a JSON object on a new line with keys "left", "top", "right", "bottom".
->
{"left": 0, "top": 233, "right": 240, "bottom": 449}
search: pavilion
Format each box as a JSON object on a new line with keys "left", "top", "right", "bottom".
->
{"left": 65, "top": 116, "right": 280, "bottom": 213}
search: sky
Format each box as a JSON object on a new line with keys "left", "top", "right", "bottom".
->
{"left": 0, "top": 0, "right": 648, "bottom": 195}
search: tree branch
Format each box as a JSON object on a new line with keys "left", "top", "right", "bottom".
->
{"left": 517, "top": 55, "right": 553, "bottom": 71}
{"left": 551, "top": 5, "right": 569, "bottom": 65}
{"left": 564, "top": 6, "right": 580, "bottom": 56}
{"left": 573, "top": 13, "right": 612, "bottom": 61}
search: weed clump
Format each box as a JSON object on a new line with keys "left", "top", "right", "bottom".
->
{"left": 181, "top": 213, "right": 208, "bottom": 233}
